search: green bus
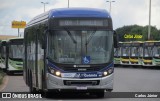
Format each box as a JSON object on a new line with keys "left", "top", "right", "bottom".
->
{"left": 152, "top": 41, "right": 160, "bottom": 66}
{"left": 120, "top": 42, "right": 131, "bottom": 65}
{"left": 114, "top": 42, "right": 121, "bottom": 66}
{"left": 129, "top": 41, "right": 143, "bottom": 66}
{"left": 1, "top": 38, "right": 24, "bottom": 74}
{"left": 142, "top": 41, "right": 154, "bottom": 67}
{"left": 0, "top": 40, "right": 7, "bottom": 70}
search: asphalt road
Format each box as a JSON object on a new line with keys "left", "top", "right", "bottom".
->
{"left": 1, "top": 67, "right": 160, "bottom": 101}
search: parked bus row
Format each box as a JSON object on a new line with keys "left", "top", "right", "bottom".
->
{"left": 114, "top": 41, "right": 160, "bottom": 67}
{"left": 0, "top": 38, "right": 24, "bottom": 74}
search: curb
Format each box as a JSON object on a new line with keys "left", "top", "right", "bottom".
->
{"left": 0, "top": 75, "right": 9, "bottom": 91}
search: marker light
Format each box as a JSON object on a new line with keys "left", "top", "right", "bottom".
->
{"left": 50, "top": 69, "right": 55, "bottom": 74}
{"left": 108, "top": 68, "right": 113, "bottom": 74}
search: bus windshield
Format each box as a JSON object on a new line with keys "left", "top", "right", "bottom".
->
{"left": 114, "top": 48, "right": 121, "bottom": 57}
{"left": 48, "top": 30, "right": 113, "bottom": 64}
{"left": 153, "top": 46, "right": 160, "bottom": 57}
{"left": 9, "top": 45, "right": 24, "bottom": 59}
{"left": 130, "top": 47, "right": 139, "bottom": 57}
{"left": 144, "top": 47, "right": 153, "bottom": 57}
{"left": 122, "top": 47, "right": 130, "bottom": 57}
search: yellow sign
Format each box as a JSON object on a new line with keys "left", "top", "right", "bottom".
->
{"left": 12, "top": 21, "right": 26, "bottom": 28}
{"left": 124, "top": 34, "right": 143, "bottom": 39}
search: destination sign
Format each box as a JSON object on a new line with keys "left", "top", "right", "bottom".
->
{"left": 59, "top": 19, "right": 108, "bottom": 27}
{"left": 122, "top": 43, "right": 131, "bottom": 47}
{"left": 144, "top": 42, "right": 154, "bottom": 46}
{"left": 132, "top": 43, "right": 141, "bottom": 47}
{"left": 154, "top": 42, "right": 160, "bottom": 46}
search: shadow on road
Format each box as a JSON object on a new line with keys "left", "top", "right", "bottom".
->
{"left": 44, "top": 92, "right": 109, "bottom": 100}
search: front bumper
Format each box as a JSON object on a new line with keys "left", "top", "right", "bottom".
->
{"left": 46, "top": 73, "right": 114, "bottom": 90}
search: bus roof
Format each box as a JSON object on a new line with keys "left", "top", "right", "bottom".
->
{"left": 49, "top": 8, "right": 111, "bottom": 18}
{"left": 27, "top": 8, "right": 111, "bottom": 27}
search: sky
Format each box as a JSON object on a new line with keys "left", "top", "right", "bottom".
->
{"left": 0, "top": 0, "right": 160, "bottom": 36}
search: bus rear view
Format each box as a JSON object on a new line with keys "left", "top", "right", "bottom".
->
{"left": 24, "top": 8, "right": 118, "bottom": 98}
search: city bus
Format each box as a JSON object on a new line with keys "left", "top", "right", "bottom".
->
{"left": 120, "top": 42, "right": 131, "bottom": 65}
{"left": 114, "top": 42, "right": 121, "bottom": 66}
{"left": 152, "top": 41, "right": 160, "bottom": 66}
{"left": 23, "top": 8, "right": 118, "bottom": 98}
{"left": 0, "top": 40, "right": 7, "bottom": 70}
{"left": 129, "top": 41, "right": 143, "bottom": 66}
{"left": 5, "top": 38, "right": 24, "bottom": 74}
{"left": 142, "top": 41, "right": 154, "bottom": 67}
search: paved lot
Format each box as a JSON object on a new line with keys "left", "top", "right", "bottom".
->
{"left": 1, "top": 67, "right": 160, "bottom": 101}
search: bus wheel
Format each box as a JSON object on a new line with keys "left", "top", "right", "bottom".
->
{"left": 90, "top": 90, "right": 105, "bottom": 98}
{"left": 7, "top": 71, "right": 13, "bottom": 75}
{"left": 44, "top": 91, "right": 52, "bottom": 98}
{"left": 96, "top": 91, "right": 105, "bottom": 98}
{"left": 29, "top": 73, "right": 37, "bottom": 93}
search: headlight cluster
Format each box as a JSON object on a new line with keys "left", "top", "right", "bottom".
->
{"left": 48, "top": 66, "right": 61, "bottom": 77}
{"left": 103, "top": 67, "right": 114, "bottom": 77}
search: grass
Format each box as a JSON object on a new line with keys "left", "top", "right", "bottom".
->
{"left": 0, "top": 70, "right": 5, "bottom": 85}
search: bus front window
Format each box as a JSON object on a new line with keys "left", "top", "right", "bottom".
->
{"left": 144, "top": 47, "right": 153, "bottom": 57}
{"left": 131, "top": 47, "right": 139, "bottom": 57}
{"left": 48, "top": 30, "right": 113, "bottom": 64}
{"left": 9, "top": 45, "right": 24, "bottom": 59}
{"left": 153, "top": 47, "right": 160, "bottom": 57}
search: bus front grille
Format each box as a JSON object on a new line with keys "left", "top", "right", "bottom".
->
{"left": 64, "top": 80, "right": 100, "bottom": 86}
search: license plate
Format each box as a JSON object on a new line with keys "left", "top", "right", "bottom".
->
{"left": 76, "top": 86, "right": 87, "bottom": 90}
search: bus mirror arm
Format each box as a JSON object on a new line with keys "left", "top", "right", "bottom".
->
{"left": 114, "top": 31, "right": 118, "bottom": 48}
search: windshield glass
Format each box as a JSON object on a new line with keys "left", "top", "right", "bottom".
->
{"left": 130, "top": 47, "right": 139, "bottom": 57}
{"left": 48, "top": 30, "right": 113, "bottom": 64}
{"left": 153, "top": 46, "right": 160, "bottom": 57}
{"left": 9, "top": 45, "right": 24, "bottom": 59}
{"left": 121, "top": 47, "right": 130, "bottom": 57}
{"left": 114, "top": 48, "right": 121, "bottom": 57}
{"left": 144, "top": 47, "right": 153, "bottom": 57}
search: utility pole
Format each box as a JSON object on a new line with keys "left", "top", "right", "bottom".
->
{"left": 68, "top": 0, "right": 69, "bottom": 8}
{"left": 148, "top": 0, "right": 151, "bottom": 40}
{"left": 106, "top": 0, "right": 115, "bottom": 14}
{"left": 41, "top": 2, "right": 49, "bottom": 12}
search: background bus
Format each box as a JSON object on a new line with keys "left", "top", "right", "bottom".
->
{"left": 114, "top": 42, "right": 121, "bottom": 66}
{"left": 6, "top": 38, "right": 24, "bottom": 74}
{"left": 0, "top": 40, "right": 7, "bottom": 70}
{"left": 142, "top": 41, "right": 154, "bottom": 67}
{"left": 152, "top": 41, "right": 160, "bottom": 66}
{"left": 23, "top": 8, "right": 118, "bottom": 98}
{"left": 129, "top": 41, "right": 143, "bottom": 66}
{"left": 120, "top": 42, "right": 131, "bottom": 65}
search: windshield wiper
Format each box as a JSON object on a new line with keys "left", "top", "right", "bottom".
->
{"left": 64, "top": 28, "right": 77, "bottom": 44}
{"left": 85, "top": 30, "right": 96, "bottom": 46}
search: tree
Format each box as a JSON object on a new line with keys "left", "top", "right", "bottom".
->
{"left": 115, "top": 25, "right": 160, "bottom": 42}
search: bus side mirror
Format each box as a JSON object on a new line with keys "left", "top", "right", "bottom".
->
{"left": 114, "top": 31, "right": 118, "bottom": 48}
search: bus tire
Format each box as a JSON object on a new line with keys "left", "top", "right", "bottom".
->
{"left": 29, "top": 72, "right": 37, "bottom": 93}
{"left": 96, "top": 91, "right": 105, "bottom": 98}
{"left": 90, "top": 90, "right": 105, "bottom": 98}
{"left": 44, "top": 91, "right": 52, "bottom": 98}
{"left": 7, "top": 71, "right": 13, "bottom": 75}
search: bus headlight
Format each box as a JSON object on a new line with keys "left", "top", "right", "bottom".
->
{"left": 103, "top": 67, "right": 114, "bottom": 77}
{"left": 55, "top": 71, "right": 61, "bottom": 76}
{"left": 103, "top": 71, "right": 108, "bottom": 76}
{"left": 48, "top": 66, "right": 61, "bottom": 77}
